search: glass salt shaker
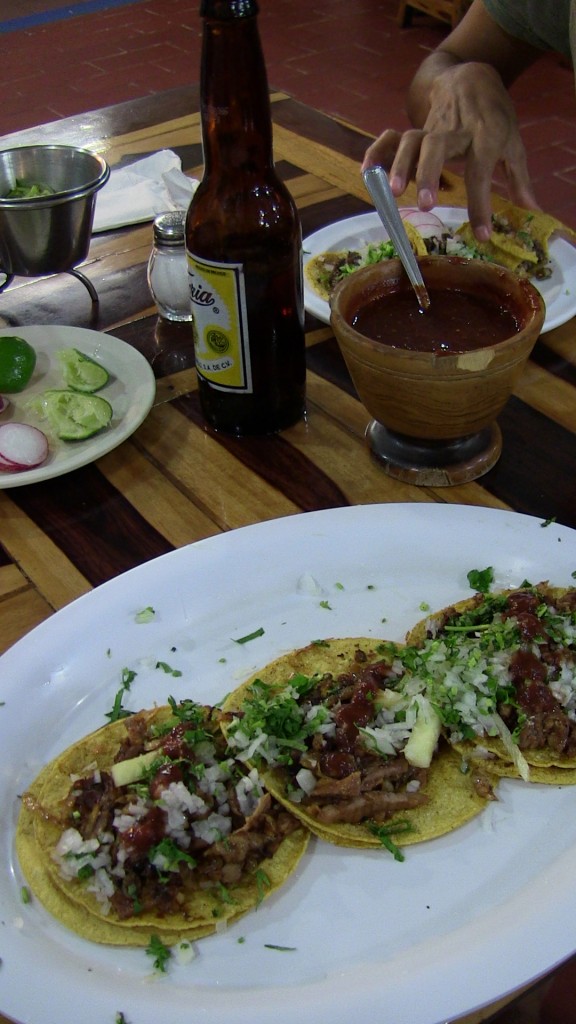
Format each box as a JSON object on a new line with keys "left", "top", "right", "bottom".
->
{"left": 147, "top": 210, "right": 193, "bottom": 321}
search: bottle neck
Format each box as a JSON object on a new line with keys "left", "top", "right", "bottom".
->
{"left": 199, "top": 4, "right": 274, "bottom": 174}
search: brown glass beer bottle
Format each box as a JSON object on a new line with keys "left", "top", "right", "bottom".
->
{"left": 185, "top": 0, "right": 306, "bottom": 435}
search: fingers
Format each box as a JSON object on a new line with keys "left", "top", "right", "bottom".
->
{"left": 361, "top": 130, "right": 404, "bottom": 174}
{"left": 462, "top": 162, "right": 495, "bottom": 241}
{"left": 361, "top": 120, "right": 537, "bottom": 244}
{"left": 501, "top": 142, "right": 540, "bottom": 212}
{"left": 363, "top": 128, "right": 437, "bottom": 204}
{"left": 463, "top": 131, "right": 536, "bottom": 240}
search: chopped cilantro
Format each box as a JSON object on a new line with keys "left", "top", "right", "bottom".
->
{"left": 127, "top": 883, "right": 142, "bottom": 915}
{"left": 146, "top": 934, "right": 171, "bottom": 973}
{"left": 233, "top": 627, "right": 265, "bottom": 644}
{"left": 167, "top": 696, "right": 204, "bottom": 724}
{"left": 264, "top": 943, "right": 297, "bottom": 951}
{"left": 366, "top": 819, "right": 414, "bottom": 861}
{"left": 149, "top": 837, "right": 196, "bottom": 876}
{"left": 105, "top": 688, "right": 132, "bottom": 722}
{"left": 467, "top": 566, "right": 494, "bottom": 593}
{"left": 255, "top": 868, "right": 271, "bottom": 905}
{"left": 319, "top": 600, "right": 332, "bottom": 610}
{"left": 215, "top": 882, "right": 237, "bottom": 905}
{"left": 121, "top": 668, "right": 137, "bottom": 688}
{"left": 156, "top": 661, "right": 182, "bottom": 677}
{"left": 77, "top": 863, "right": 96, "bottom": 880}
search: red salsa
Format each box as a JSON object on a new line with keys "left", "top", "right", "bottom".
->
{"left": 352, "top": 287, "right": 520, "bottom": 353}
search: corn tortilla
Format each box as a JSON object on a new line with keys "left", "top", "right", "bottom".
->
{"left": 305, "top": 221, "right": 427, "bottom": 302}
{"left": 406, "top": 585, "right": 576, "bottom": 780}
{"left": 16, "top": 705, "right": 309, "bottom": 946}
{"left": 222, "top": 638, "right": 497, "bottom": 849}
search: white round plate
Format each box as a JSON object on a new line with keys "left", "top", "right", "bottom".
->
{"left": 2, "top": 504, "right": 576, "bottom": 1024}
{"left": 0, "top": 325, "right": 156, "bottom": 487}
{"left": 303, "top": 208, "right": 576, "bottom": 333}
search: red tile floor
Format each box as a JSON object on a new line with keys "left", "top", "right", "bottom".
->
{"left": 2, "top": 0, "right": 576, "bottom": 226}
{"left": 1, "top": 2, "right": 576, "bottom": 1021}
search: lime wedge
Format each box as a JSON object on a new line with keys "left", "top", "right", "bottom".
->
{"left": 0, "top": 335, "right": 37, "bottom": 393}
{"left": 57, "top": 348, "right": 110, "bottom": 393}
{"left": 29, "top": 390, "right": 113, "bottom": 440}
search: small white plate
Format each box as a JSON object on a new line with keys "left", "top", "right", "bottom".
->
{"left": 303, "top": 208, "right": 576, "bottom": 333}
{"left": 0, "top": 325, "right": 156, "bottom": 487}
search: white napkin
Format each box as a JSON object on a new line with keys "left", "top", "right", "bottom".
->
{"left": 92, "top": 150, "right": 199, "bottom": 233}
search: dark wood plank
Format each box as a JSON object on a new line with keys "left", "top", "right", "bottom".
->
{"left": 10, "top": 466, "right": 175, "bottom": 585}
{"left": 483, "top": 396, "right": 576, "bottom": 529}
{"left": 172, "top": 391, "right": 351, "bottom": 511}
{"left": 1, "top": 85, "right": 201, "bottom": 148}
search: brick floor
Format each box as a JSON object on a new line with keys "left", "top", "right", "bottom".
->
{"left": 2, "top": 0, "right": 576, "bottom": 226}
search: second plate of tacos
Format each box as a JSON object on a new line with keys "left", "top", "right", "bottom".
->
{"left": 303, "top": 206, "right": 576, "bottom": 332}
{"left": 16, "top": 699, "right": 309, "bottom": 946}
{"left": 222, "top": 638, "right": 498, "bottom": 852}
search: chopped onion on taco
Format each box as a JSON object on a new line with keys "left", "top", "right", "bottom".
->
{"left": 404, "top": 583, "right": 576, "bottom": 781}
{"left": 222, "top": 638, "right": 498, "bottom": 849}
{"left": 16, "top": 700, "right": 308, "bottom": 946}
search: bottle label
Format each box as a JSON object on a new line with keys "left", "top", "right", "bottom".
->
{"left": 187, "top": 252, "right": 252, "bottom": 393}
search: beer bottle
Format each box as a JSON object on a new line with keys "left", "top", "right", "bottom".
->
{"left": 186, "top": 0, "right": 306, "bottom": 435}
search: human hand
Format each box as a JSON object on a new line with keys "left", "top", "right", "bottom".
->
{"left": 362, "top": 63, "right": 539, "bottom": 241}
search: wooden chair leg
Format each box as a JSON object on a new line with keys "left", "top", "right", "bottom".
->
{"left": 396, "top": 2, "right": 413, "bottom": 27}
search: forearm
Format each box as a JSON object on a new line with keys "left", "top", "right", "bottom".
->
{"left": 362, "top": 0, "right": 543, "bottom": 237}
{"left": 406, "top": 0, "right": 541, "bottom": 129}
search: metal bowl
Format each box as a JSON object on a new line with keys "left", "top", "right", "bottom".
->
{"left": 0, "top": 145, "right": 110, "bottom": 279}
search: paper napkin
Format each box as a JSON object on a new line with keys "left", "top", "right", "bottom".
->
{"left": 92, "top": 150, "right": 199, "bottom": 233}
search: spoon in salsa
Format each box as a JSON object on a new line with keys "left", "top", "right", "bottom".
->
{"left": 362, "top": 165, "right": 431, "bottom": 313}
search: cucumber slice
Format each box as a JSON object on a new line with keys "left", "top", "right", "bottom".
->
{"left": 29, "top": 389, "right": 113, "bottom": 440}
{"left": 57, "top": 347, "right": 110, "bottom": 393}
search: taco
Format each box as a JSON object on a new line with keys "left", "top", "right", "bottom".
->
{"left": 16, "top": 699, "right": 309, "bottom": 946}
{"left": 403, "top": 583, "right": 576, "bottom": 782}
{"left": 456, "top": 201, "right": 575, "bottom": 280}
{"left": 221, "top": 638, "right": 498, "bottom": 850}
{"left": 305, "top": 221, "right": 428, "bottom": 301}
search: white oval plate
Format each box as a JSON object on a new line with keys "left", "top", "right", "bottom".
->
{"left": 303, "top": 208, "right": 576, "bottom": 333}
{"left": 0, "top": 325, "right": 156, "bottom": 487}
{"left": 2, "top": 504, "right": 576, "bottom": 1024}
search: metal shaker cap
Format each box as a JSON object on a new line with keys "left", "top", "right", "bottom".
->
{"left": 152, "top": 210, "right": 186, "bottom": 245}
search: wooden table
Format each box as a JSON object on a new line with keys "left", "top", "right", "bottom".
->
{"left": 1, "top": 85, "right": 574, "bottom": 1024}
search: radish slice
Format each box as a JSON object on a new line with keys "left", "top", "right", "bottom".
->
{"left": 0, "top": 395, "right": 9, "bottom": 414}
{"left": 400, "top": 208, "right": 447, "bottom": 238}
{"left": 0, "top": 422, "right": 49, "bottom": 471}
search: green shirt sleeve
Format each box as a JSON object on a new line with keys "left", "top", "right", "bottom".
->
{"left": 482, "top": 0, "right": 573, "bottom": 61}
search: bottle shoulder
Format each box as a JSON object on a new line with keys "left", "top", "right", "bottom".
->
{"left": 188, "top": 176, "right": 299, "bottom": 229}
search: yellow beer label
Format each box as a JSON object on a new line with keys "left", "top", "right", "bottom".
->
{"left": 187, "top": 252, "right": 252, "bottom": 392}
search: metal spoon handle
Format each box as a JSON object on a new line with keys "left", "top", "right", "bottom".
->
{"left": 362, "top": 165, "right": 430, "bottom": 311}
